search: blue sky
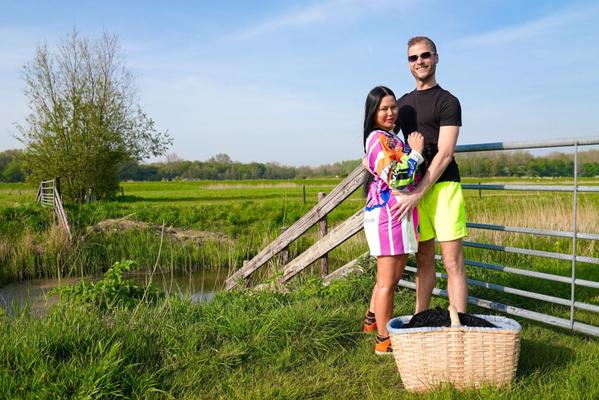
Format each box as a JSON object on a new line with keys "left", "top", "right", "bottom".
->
{"left": 1, "top": 0, "right": 598, "bottom": 166}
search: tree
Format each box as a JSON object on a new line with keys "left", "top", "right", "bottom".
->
{"left": 0, "top": 149, "right": 24, "bottom": 182}
{"left": 165, "top": 152, "right": 183, "bottom": 164}
{"left": 209, "top": 153, "right": 232, "bottom": 164}
{"left": 0, "top": 150, "right": 27, "bottom": 182}
{"left": 582, "top": 162, "right": 598, "bottom": 177}
{"left": 18, "top": 30, "right": 171, "bottom": 202}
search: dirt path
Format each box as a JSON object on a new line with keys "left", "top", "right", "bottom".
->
{"left": 87, "top": 216, "right": 230, "bottom": 244}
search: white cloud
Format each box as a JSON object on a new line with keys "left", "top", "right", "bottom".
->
{"left": 231, "top": 0, "right": 411, "bottom": 40}
{"left": 457, "top": 4, "right": 599, "bottom": 47}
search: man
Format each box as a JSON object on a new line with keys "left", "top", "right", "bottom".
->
{"left": 392, "top": 36, "right": 468, "bottom": 313}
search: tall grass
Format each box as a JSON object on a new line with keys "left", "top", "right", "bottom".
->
{"left": 1, "top": 266, "right": 598, "bottom": 399}
{"left": 462, "top": 190, "right": 599, "bottom": 321}
{"left": 1, "top": 181, "right": 597, "bottom": 300}
{"left": 0, "top": 180, "right": 359, "bottom": 284}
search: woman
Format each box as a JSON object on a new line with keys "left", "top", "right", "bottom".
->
{"left": 361, "top": 86, "right": 424, "bottom": 355}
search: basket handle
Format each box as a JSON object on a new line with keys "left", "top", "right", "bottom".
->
{"left": 448, "top": 305, "right": 462, "bottom": 327}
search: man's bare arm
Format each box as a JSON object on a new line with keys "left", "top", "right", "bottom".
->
{"left": 413, "top": 125, "right": 459, "bottom": 195}
{"left": 391, "top": 126, "right": 460, "bottom": 220}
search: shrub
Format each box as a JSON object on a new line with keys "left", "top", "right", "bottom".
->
{"left": 51, "top": 260, "right": 164, "bottom": 311}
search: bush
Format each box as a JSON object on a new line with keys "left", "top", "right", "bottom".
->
{"left": 51, "top": 260, "right": 164, "bottom": 311}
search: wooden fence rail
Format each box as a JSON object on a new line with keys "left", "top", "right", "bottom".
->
{"left": 281, "top": 209, "right": 364, "bottom": 283}
{"left": 225, "top": 166, "right": 367, "bottom": 290}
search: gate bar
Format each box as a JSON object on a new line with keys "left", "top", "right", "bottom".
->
{"left": 404, "top": 266, "right": 599, "bottom": 313}
{"left": 467, "top": 222, "right": 599, "bottom": 241}
{"left": 456, "top": 136, "right": 599, "bottom": 152}
{"left": 457, "top": 257, "right": 599, "bottom": 289}
{"left": 464, "top": 241, "right": 599, "bottom": 265}
{"left": 397, "top": 280, "right": 599, "bottom": 337}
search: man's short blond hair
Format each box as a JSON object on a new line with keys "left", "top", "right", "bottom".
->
{"left": 408, "top": 36, "right": 437, "bottom": 53}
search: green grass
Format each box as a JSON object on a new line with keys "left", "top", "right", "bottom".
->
{"left": 1, "top": 267, "right": 598, "bottom": 399}
{"left": 0, "top": 179, "right": 363, "bottom": 284}
{"left": 0, "top": 179, "right": 598, "bottom": 325}
{"left": 1, "top": 179, "right": 599, "bottom": 397}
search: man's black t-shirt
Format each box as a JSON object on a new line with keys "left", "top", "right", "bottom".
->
{"left": 396, "top": 85, "right": 462, "bottom": 183}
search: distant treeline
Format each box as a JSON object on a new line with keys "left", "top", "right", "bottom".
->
{"left": 1, "top": 149, "right": 598, "bottom": 183}
{"left": 456, "top": 150, "right": 599, "bottom": 178}
{"left": 118, "top": 154, "right": 361, "bottom": 181}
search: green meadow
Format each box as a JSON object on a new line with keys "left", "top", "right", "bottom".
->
{"left": 1, "top": 177, "right": 597, "bottom": 283}
{"left": 1, "top": 177, "right": 599, "bottom": 398}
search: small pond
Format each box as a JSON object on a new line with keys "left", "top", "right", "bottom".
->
{"left": 0, "top": 268, "right": 229, "bottom": 316}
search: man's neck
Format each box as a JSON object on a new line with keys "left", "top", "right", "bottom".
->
{"left": 415, "top": 77, "right": 438, "bottom": 91}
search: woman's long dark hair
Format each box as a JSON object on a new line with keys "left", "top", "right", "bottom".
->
{"left": 363, "top": 86, "right": 396, "bottom": 195}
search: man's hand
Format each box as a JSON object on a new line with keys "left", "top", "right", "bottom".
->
{"left": 390, "top": 190, "right": 422, "bottom": 221}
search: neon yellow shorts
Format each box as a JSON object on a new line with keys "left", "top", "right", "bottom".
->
{"left": 418, "top": 181, "right": 467, "bottom": 242}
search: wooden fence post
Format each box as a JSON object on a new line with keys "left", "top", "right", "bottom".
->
{"left": 278, "top": 226, "right": 289, "bottom": 266}
{"left": 318, "top": 192, "right": 328, "bottom": 276}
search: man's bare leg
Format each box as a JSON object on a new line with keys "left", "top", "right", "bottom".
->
{"left": 439, "top": 239, "right": 468, "bottom": 312}
{"left": 415, "top": 238, "right": 436, "bottom": 313}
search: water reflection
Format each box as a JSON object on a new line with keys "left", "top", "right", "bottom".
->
{"left": 0, "top": 268, "right": 228, "bottom": 316}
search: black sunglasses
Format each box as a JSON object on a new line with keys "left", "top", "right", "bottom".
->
{"left": 408, "top": 51, "right": 435, "bottom": 62}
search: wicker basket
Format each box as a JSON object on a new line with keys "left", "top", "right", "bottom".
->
{"left": 387, "top": 306, "right": 521, "bottom": 392}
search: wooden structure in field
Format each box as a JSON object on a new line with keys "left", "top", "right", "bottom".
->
{"left": 36, "top": 177, "right": 72, "bottom": 241}
{"left": 225, "top": 166, "right": 368, "bottom": 290}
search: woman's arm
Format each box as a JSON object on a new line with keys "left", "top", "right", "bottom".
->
{"left": 365, "top": 131, "right": 424, "bottom": 190}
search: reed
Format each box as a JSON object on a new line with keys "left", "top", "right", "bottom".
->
{"left": 0, "top": 180, "right": 597, "bottom": 295}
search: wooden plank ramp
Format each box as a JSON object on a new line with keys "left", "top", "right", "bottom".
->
{"left": 225, "top": 165, "right": 367, "bottom": 290}
{"left": 281, "top": 209, "right": 364, "bottom": 283}
{"left": 253, "top": 251, "right": 370, "bottom": 292}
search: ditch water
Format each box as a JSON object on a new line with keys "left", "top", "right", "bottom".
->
{"left": 0, "top": 268, "right": 229, "bottom": 316}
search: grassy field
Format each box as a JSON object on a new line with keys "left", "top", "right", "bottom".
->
{"left": 1, "top": 177, "right": 599, "bottom": 398}
{"left": 1, "top": 261, "right": 598, "bottom": 399}
{"left": 0, "top": 179, "right": 359, "bottom": 284}
{"left": 1, "top": 177, "right": 598, "bottom": 321}
{"left": 1, "top": 177, "right": 598, "bottom": 290}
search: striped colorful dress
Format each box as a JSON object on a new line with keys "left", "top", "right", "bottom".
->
{"left": 364, "top": 129, "right": 424, "bottom": 256}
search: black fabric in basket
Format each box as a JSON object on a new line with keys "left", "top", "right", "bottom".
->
{"left": 402, "top": 306, "right": 496, "bottom": 328}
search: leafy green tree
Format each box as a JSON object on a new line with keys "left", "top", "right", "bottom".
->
{"left": 582, "top": 162, "right": 598, "bottom": 177}
{"left": 18, "top": 31, "right": 171, "bottom": 202}
{"left": 1, "top": 159, "right": 26, "bottom": 182}
{"left": 0, "top": 149, "right": 21, "bottom": 171}
{"left": 0, "top": 149, "right": 27, "bottom": 182}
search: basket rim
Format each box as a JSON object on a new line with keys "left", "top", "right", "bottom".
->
{"left": 387, "top": 314, "right": 522, "bottom": 334}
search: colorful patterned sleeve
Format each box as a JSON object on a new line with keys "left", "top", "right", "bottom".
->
{"left": 365, "top": 130, "right": 424, "bottom": 190}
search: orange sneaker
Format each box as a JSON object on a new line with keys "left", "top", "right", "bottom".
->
{"left": 363, "top": 320, "right": 377, "bottom": 332}
{"left": 374, "top": 336, "right": 392, "bottom": 355}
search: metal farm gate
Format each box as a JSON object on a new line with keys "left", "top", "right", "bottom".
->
{"left": 36, "top": 177, "right": 72, "bottom": 240}
{"left": 226, "top": 136, "right": 599, "bottom": 337}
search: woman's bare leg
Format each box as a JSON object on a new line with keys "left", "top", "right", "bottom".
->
{"left": 374, "top": 254, "right": 409, "bottom": 337}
